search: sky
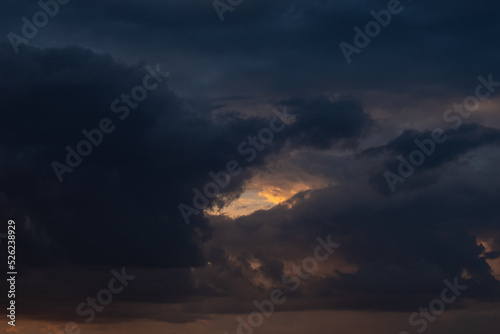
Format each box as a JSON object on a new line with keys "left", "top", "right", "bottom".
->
{"left": 1, "top": 0, "right": 500, "bottom": 333}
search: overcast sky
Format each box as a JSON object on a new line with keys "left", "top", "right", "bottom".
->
{"left": 1, "top": 0, "right": 500, "bottom": 333}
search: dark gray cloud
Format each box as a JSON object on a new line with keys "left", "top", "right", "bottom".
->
{"left": 1, "top": 0, "right": 500, "bottom": 331}
{"left": 205, "top": 176, "right": 500, "bottom": 312}
{"left": 3, "top": 0, "right": 500, "bottom": 101}
{"left": 365, "top": 124, "right": 500, "bottom": 194}
{"left": 0, "top": 44, "right": 371, "bottom": 267}
{"left": 0, "top": 43, "right": 375, "bottom": 323}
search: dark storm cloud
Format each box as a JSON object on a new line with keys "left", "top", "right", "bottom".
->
{"left": 0, "top": 42, "right": 374, "bottom": 323}
{"left": 0, "top": 43, "right": 208, "bottom": 268}
{"left": 364, "top": 124, "right": 500, "bottom": 194}
{"left": 283, "top": 97, "right": 373, "bottom": 149}
{"left": 1, "top": 0, "right": 500, "bottom": 328}
{"left": 0, "top": 44, "right": 369, "bottom": 268}
{"left": 254, "top": 251, "right": 285, "bottom": 281}
{"left": 206, "top": 173, "right": 500, "bottom": 312}
{"left": 3, "top": 0, "right": 500, "bottom": 100}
